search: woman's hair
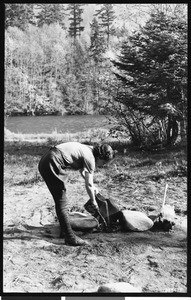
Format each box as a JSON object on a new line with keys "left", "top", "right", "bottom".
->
{"left": 93, "top": 144, "right": 116, "bottom": 161}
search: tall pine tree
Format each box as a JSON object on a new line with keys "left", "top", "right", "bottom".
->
{"left": 67, "top": 4, "right": 84, "bottom": 40}
{"left": 95, "top": 4, "right": 116, "bottom": 46}
{"left": 89, "top": 17, "right": 106, "bottom": 63}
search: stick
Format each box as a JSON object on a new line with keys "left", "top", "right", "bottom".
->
{"left": 162, "top": 183, "right": 168, "bottom": 208}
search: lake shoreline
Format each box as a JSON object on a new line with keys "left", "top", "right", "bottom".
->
{"left": 6, "top": 114, "right": 111, "bottom": 134}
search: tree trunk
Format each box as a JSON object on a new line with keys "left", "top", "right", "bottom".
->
{"left": 180, "top": 87, "right": 187, "bottom": 144}
{"left": 180, "top": 118, "right": 187, "bottom": 144}
{"left": 166, "top": 115, "right": 179, "bottom": 145}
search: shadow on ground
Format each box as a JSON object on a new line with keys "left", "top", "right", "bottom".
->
{"left": 4, "top": 222, "right": 187, "bottom": 250}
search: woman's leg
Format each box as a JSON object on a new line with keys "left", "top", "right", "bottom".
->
{"left": 51, "top": 187, "right": 89, "bottom": 245}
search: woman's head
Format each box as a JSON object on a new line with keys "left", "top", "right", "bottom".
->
{"left": 93, "top": 144, "right": 117, "bottom": 162}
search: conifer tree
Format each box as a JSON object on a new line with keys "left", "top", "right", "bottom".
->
{"left": 67, "top": 4, "right": 84, "bottom": 39}
{"left": 5, "top": 4, "right": 35, "bottom": 30}
{"left": 95, "top": 4, "right": 116, "bottom": 45}
{"left": 89, "top": 17, "right": 106, "bottom": 63}
{"left": 36, "top": 4, "right": 66, "bottom": 28}
{"left": 5, "top": 4, "right": 19, "bottom": 28}
{"left": 111, "top": 12, "right": 187, "bottom": 147}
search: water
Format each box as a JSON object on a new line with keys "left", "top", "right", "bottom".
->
{"left": 6, "top": 115, "right": 110, "bottom": 134}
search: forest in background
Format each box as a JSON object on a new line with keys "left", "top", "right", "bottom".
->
{"left": 4, "top": 4, "right": 187, "bottom": 148}
{"left": 5, "top": 3, "right": 136, "bottom": 116}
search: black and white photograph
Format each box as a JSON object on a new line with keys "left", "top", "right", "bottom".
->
{"left": 4, "top": 3, "right": 187, "bottom": 294}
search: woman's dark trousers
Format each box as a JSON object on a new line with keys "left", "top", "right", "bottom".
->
{"left": 38, "top": 147, "right": 82, "bottom": 245}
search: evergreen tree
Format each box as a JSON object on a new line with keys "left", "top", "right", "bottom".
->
{"left": 150, "top": 3, "right": 187, "bottom": 18}
{"left": 61, "top": 39, "right": 96, "bottom": 114}
{"left": 95, "top": 4, "right": 116, "bottom": 45}
{"left": 111, "top": 12, "right": 187, "bottom": 147}
{"left": 36, "top": 4, "right": 66, "bottom": 28}
{"left": 5, "top": 4, "right": 35, "bottom": 30}
{"left": 5, "top": 4, "right": 18, "bottom": 28}
{"left": 67, "top": 4, "right": 84, "bottom": 39}
{"left": 89, "top": 17, "right": 106, "bottom": 63}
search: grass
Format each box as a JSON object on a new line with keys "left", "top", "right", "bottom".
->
{"left": 4, "top": 129, "right": 187, "bottom": 182}
{"left": 4, "top": 127, "right": 111, "bottom": 144}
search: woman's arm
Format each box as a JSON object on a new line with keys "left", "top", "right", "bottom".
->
{"left": 84, "top": 171, "right": 98, "bottom": 209}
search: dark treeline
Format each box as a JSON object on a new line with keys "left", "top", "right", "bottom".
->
{"left": 5, "top": 4, "right": 187, "bottom": 148}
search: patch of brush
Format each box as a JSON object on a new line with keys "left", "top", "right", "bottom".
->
{"left": 112, "top": 172, "right": 132, "bottom": 182}
{"left": 131, "top": 159, "right": 157, "bottom": 168}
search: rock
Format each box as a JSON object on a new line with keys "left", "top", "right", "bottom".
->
{"left": 97, "top": 282, "right": 142, "bottom": 293}
{"left": 174, "top": 217, "right": 187, "bottom": 233}
{"left": 121, "top": 210, "right": 154, "bottom": 231}
{"left": 69, "top": 212, "right": 99, "bottom": 231}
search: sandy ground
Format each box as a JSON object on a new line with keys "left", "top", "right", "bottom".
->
{"left": 3, "top": 168, "right": 187, "bottom": 293}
